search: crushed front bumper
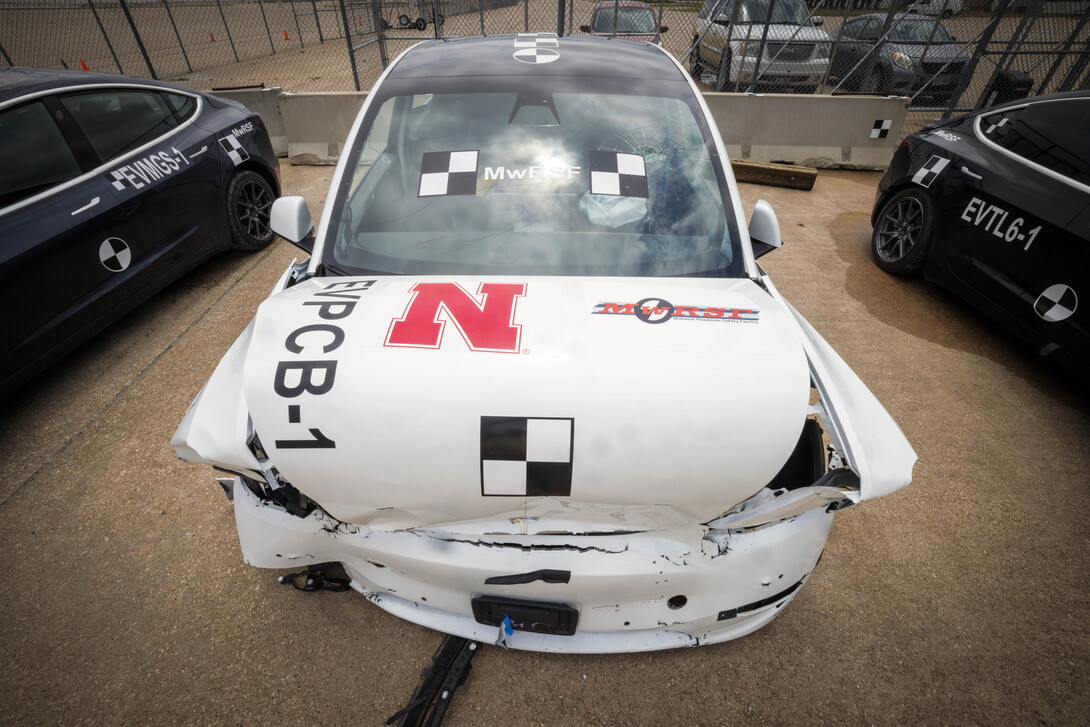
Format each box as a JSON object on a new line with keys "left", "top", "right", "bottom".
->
{"left": 232, "top": 478, "right": 834, "bottom": 653}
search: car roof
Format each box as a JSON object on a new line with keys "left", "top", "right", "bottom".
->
{"left": 850, "top": 13, "right": 941, "bottom": 22}
{"left": 0, "top": 67, "right": 193, "bottom": 105}
{"left": 592, "top": 1, "right": 654, "bottom": 9}
{"left": 386, "top": 34, "right": 681, "bottom": 81}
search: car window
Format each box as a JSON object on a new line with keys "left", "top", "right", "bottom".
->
{"left": 0, "top": 100, "right": 82, "bottom": 209}
{"left": 60, "top": 89, "right": 179, "bottom": 162}
{"left": 888, "top": 19, "right": 952, "bottom": 43}
{"left": 703, "top": 0, "right": 808, "bottom": 24}
{"left": 164, "top": 92, "right": 197, "bottom": 121}
{"left": 859, "top": 18, "right": 880, "bottom": 41}
{"left": 326, "top": 82, "right": 741, "bottom": 278}
{"left": 979, "top": 99, "right": 1090, "bottom": 186}
{"left": 593, "top": 8, "right": 657, "bottom": 34}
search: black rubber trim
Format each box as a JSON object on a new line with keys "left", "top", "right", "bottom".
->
{"left": 484, "top": 569, "right": 571, "bottom": 586}
{"left": 717, "top": 578, "right": 804, "bottom": 621}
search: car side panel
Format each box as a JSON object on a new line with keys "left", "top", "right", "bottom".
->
{"left": 937, "top": 135, "right": 1085, "bottom": 343}
{"left": 0, "top": 174, "right": 122, "bottom": 389}
{"left": 98, "top": 122, "right": 226, "bottom": 294}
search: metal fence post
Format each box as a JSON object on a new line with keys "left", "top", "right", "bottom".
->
{"left": 525, "top": 0, "right": 529, "bottom": 33}
{"left": 117, "top": 0, "right": 157, "bottom": 79}
{"left": 312, "top": 0, "right": 325, "bottom": 43}
{"left": 290, "top": 0, "right": 304, "bottom": 47}
{"left": 89, "top": 0, "right": 124, "bottom": 74}
{"left": 557, "top": 0, "right": 566, "bottom": 37}
{"left": 480, "top": 0, "right": 487, "bottom": 35}
{"left": 942, "top": 0, "right": 1010, "bottom": 118}
{"left": 1039, "top": 3, "right": 1090, "bottom": 93}
{"left": 214, "top": 0, "right": 240, "bottom": 63}
{"left": 337, "top": 0, "right": 362, "bottom": 90}
{"left": 820, "top": 0, "right": 855, "bottom": 91}
{"left": 161, "top": 0, "right": 192, "bottom": 73}
{"left": 1058, "top": 37, "right": 1090, "bottom": 92}
{"left": 907, "top": 8, "right": 944, "bottom": 103}
{"left": 257, "top": 0, "right": 276, "bottom": 55}
{"left": 372, "top": 0, "right": 389, "bottom": 67}
{"left": 747, "top": 0, "right": 775, "bottom": 94}
{"left": 857, "top": 0, "right": 901, "bottom": 94}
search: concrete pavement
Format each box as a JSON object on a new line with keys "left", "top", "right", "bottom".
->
{"left": 1, "top": 163, "right": 1086, "bottom": 726}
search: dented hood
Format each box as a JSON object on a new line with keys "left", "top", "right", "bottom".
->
{"left": 195, "top": 275, "right": 812, "bottom": 525}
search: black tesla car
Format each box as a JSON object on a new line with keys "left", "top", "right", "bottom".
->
{"left": 0, "top": 68, "right": 280, "bottom": 398}
{"left": 871, "top": 91, "right": 1089, "bottom": 380}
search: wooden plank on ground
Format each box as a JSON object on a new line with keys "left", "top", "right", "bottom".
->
{"left": 730, "top": 159, "right": 818, "bottom": 191}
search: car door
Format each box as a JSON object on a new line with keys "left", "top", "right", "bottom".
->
{"left": 936, "top": 99, "right": 1089, "bottom": 344}
{"left": 58, "top": 87, "right": 223, "bottom": 293}
{"left": 830, "top": 18, "right": 865, "bottom": 82}
{"left": 0, "top": 96, "right": 123, "bottom": 387}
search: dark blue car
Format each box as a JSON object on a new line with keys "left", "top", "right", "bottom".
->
{"left": 0, "top": 68, "right": 280, "bottom": 397}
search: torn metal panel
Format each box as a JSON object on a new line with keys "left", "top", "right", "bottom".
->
{"left": 761, "top": 275, "right": 918, "bottom": 501}
{"left": 229, "top": 477, "right": 832, "bottom": 652}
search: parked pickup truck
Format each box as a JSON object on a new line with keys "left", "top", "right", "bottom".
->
{"left": 690, "top": 0, "right": 831, "bottom": 93}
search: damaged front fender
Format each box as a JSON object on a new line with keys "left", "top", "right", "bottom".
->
{"left": 761, "top": 275, "right": 917, "bottom": 502}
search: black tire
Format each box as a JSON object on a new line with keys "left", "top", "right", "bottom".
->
{"left": 715, "top": 52, "right": 732, "bottom": 92}
{"left": 398, "top": 13, "right": 410, "bottom": 26}
{"left": 414, "top": 17, "right": 426, "bottom": 30}
{"left": 226, "top": 170, "right": 276, "bottom": 251}
{"left": 864, "top": 65, "right": 885, "bottom": 94}
{"left": 871, "top": 187, "right": 935, "bottom": 275}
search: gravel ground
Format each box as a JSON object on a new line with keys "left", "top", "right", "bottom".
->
{"left": 0, "top": 163, "right": 1087, "bottom": 726}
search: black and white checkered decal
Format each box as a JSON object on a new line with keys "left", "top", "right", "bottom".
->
{"left": 588, "top": 150, "right": 648, "bottom": 198}
{"left": 513, "top": 33, "right": 559, "bottom": 64}
{"left": 109, "top": 170, "right": 130, "bottom": 191}
{"left": 1034, "top": 284, "right": 1078, "bottom": 323}
{"left": 871, "top": 119, "right": 893, "bottom": 139}
{"left": 480, "top": 416, "right": 574, "bottom": 497}
{"left": 419, "top": 151, "right": 479, "bottom": 197}
{"left": 911, "top": 155, "right": 950, "bottom": 188}
{"left": 218, "top": 134, "right": 250, "bottom": 165}
{"left": 98, "top": 237, "right": 131, "bottom": 272}
{"left": 985, "top": 116, "right": 1009, "bottom": 135}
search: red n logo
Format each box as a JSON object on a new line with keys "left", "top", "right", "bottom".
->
{"left": 385, "top": 282, "right": 526, "bottom": 353}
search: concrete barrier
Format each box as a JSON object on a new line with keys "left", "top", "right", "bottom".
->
{"left": 275, "top": 91, "right": 910, "bottom": 170}
{"left": 213, "top": 87, "right": 288, "bottom": 157}
{"left": 703, "top": 93, "right": 909, "bottom": 169}
{"left": 279, "top": 92, "right": 368, "bottom": 165}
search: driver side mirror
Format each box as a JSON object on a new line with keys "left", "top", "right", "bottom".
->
{"left": 580, "top": 24, "right": 590, "bottom": 32}
{"left": 660, "top": 25, "right": 669, "bottom": 33}
{"left": 749, "top": 200, "right": 782, "bottom": 258}
{"left": 812, "top": 16, "right": 824, "bottom": 26}
{"left": 271, "top": 196, "right": 315, "bottom": 254}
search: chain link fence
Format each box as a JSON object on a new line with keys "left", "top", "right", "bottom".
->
{"left": 1, "top": 0, "right": 1086, "bottom": 123}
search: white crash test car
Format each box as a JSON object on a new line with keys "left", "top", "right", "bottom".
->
{"left": 173, "top": 34, "right": 915, "bottom": 653}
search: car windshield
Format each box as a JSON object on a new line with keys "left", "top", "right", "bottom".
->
{"left": 593, "top": 7, "right": 657, "bottom": 34}
{"left": 322, "top": 77, "right": 742, "bottom": 278}
{"left": 715, "top": 0, "right": 810, "bottom": 24}
{"left": 888, "top": 18, "right": 953, "bottom": 43}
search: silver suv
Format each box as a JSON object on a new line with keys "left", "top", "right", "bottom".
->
{"left": 691, "top": 0, "right": 831, "bottom": 93}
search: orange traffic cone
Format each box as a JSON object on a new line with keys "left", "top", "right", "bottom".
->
{"left": 80, "top": 59, "right": 90, "bottom": 71}
{"left": 210, "top": 31, "right": 216, "bottom": 41}
{"left": 284, "top": 29, "right": 289, "bottom": 40}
